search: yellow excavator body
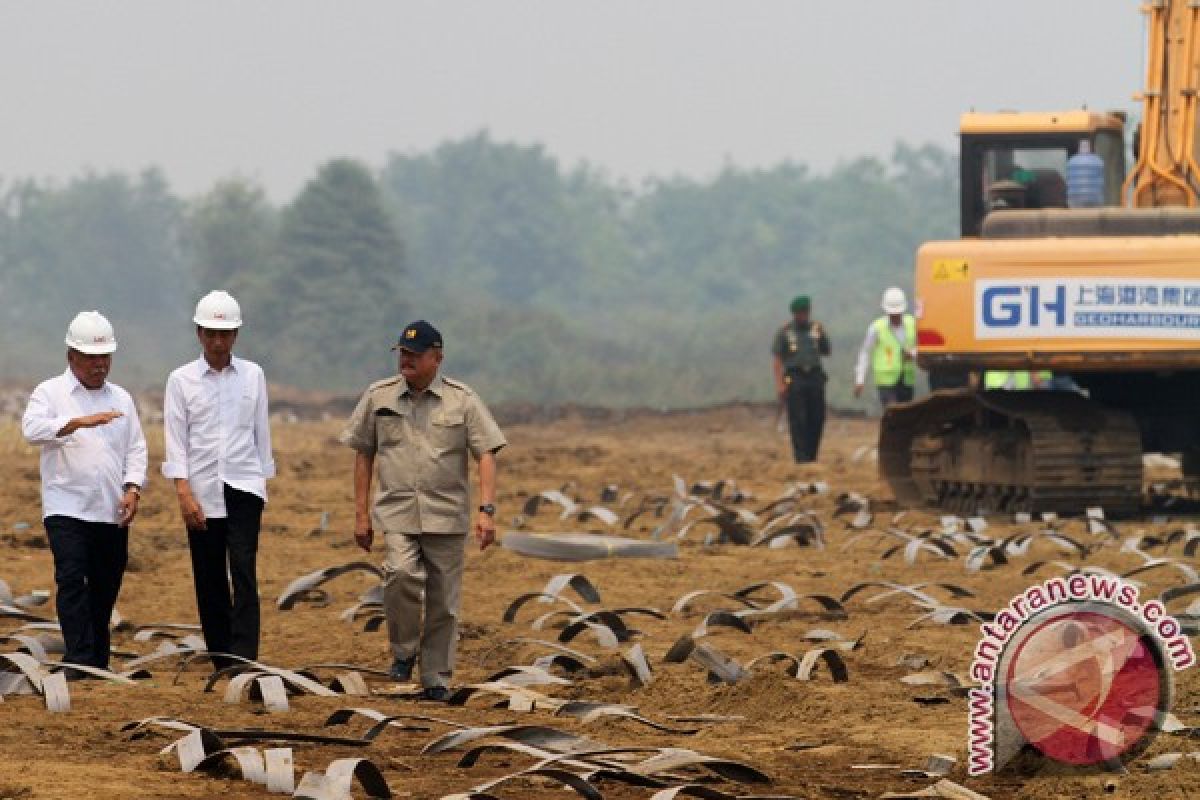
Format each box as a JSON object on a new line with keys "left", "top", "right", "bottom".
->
{"left": 916, "top": 234, "right": 1200, "bottom": 373}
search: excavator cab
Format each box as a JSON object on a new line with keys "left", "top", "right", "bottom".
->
{"left": 959, "top": 111, "right": 1127, "bottom": 236}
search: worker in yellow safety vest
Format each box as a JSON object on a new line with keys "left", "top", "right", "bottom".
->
{"left": 854, "top": 287, "right": 918, "bottom": 408}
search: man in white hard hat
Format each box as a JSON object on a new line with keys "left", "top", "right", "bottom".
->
{"left": 340, "top": 320, "right": 506, "bottom": 701}
{"left": 22, "top": 311, "right": 147, "bottom": 678}
{"left": 854, "top": 287, "right": 918, "bottom": 408}
{"left": 162, "top": 290, "right": 274, "bottom": 669}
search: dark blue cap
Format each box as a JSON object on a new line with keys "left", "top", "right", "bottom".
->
{"left": 392, "top": 319, "right": 443, "bottom": 353}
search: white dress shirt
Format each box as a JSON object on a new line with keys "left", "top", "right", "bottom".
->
{"left": 161, "top": 355, "right": 275, "bottom": 518}
{"left": 22, "top": 369, "right": 148, "bottom": 524}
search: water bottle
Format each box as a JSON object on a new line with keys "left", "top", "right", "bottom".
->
{"left": 1066, "top": 139, "right": 1105, "bottom": 207}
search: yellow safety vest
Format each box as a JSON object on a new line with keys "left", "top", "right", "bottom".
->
{"left": 871, "top": 315, "right": 917, "bottom": 387}
{"left": 985, "top": 370, "right": 1032, "bottom": 390}
{"left": 984, "top": 370, "right": 1054, "bottom": 389}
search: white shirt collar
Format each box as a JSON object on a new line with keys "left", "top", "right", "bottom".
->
{"left": 192, "top": 355, "right": 240, "bottom": 377}
{"left": 63, "top": 367, "right": 83, "bottom": 393}
{"left": 63, "top": 367, "right": 107, "bottom": 395}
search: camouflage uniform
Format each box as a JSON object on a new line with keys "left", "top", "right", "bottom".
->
{"left": 771, "top": 320, "right": 830, "bottom": 462}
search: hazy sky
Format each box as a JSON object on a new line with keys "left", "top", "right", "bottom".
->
{"left": 1, "top": 1, "right": 1141, "bottom": 200}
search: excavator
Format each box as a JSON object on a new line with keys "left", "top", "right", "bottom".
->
{"left": 881, "top": 0, "right": 1200, "bottom": 515}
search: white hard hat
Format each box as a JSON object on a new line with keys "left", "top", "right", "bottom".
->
{"left": 65, "top": 311, "right": 117, "bottom": 355}
{"left": 882, "top": 287, "right": 907, "bottom": 314}
{"left": 193, "top": 290, "right": 242, "bottom": 329}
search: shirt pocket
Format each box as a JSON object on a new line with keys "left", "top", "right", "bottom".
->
{"left": 431, "top": 410, "right": 466, "bottom": 452}
{"left": 376, "top": 409, "right": 407, "bottom": 446}
{"left": 238, "top": 391, "right": 256, "bottom": 428}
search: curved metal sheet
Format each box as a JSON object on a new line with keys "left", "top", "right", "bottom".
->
{"left": 277, "top": 562, "right": 383, "bottom": 611}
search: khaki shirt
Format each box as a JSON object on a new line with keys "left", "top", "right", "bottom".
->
{"left": 340, "top": 374, "right": 506, "bottom": 534}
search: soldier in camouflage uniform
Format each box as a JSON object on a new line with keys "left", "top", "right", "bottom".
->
{"left": 771, "top": 295, "right": 831, "bottom": 463}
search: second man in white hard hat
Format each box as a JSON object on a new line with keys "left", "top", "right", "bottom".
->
{"left": 854, "top": 287, "right": 918, "bottom": 408}
{"left": 162, "top": 290, "right": 275, "bottom": 668}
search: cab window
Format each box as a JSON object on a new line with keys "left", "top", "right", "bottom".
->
{"left": 981, "top": 146, "right": 1069, "bottom": 211}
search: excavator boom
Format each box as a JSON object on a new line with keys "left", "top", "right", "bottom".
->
{"left": 1125, "top": 0, "right": 1200, "bottom": 207}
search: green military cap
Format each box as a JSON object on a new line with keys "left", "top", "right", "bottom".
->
{"left": 789, "top": 295, "right": 811, "bottom": 312}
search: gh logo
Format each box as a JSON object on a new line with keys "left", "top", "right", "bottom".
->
{"left": 982, "top": 285, "right": 1067, "bottom": 327}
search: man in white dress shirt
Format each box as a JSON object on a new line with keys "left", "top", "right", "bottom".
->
{"left": 162, "top": 290, "right": 274, "bottom": 668}
{"left": 22, "top": 311, "right": 147, "bottom": 676}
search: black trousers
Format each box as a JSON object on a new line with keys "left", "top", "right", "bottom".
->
{"left": 44, "top": 516, "right": 128, "bottom": 669}
{"left": 877, "top": 383, "right": 915, "bottom": 408}
{"left": 187, "top": 484, "right": 263, "bottom": 667}
{"left": 785, "top": 371, "right": 826, "bottom": 463}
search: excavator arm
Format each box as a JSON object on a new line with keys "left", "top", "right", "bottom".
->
{"left": 1125, "top": 0, "right": 1200, "bottom": 208}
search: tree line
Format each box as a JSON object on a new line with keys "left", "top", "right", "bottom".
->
{"left": 0, "top": 133, "right": 957, "bottom": 408}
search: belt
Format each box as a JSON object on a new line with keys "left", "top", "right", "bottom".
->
{"left": 786, "top": 366, "right": 822, "bottom": 376}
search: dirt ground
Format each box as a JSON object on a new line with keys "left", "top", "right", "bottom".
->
{"left": 1, "top": 405, "right": 1198, "bottom": 800}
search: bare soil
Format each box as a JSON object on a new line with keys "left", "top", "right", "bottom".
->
{"left": 0, "top": 406, "right": 1196, "bottom": 799}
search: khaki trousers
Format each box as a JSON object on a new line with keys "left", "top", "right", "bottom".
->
{"left": 381, "top": 532, "right": 466, "bottom": 688}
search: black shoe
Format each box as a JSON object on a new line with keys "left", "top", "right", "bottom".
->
{"left": 421, "top": 685, "right": 449, "bottom": 702}
{"left": 389, "top": 657, "right": 415, "bottom": 681}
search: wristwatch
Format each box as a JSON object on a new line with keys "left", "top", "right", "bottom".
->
{"left": 478, "top": 503, "right": 496, "bottom": 515}
{"left": 123, "top": 483, "right": 141, "bottom": 496}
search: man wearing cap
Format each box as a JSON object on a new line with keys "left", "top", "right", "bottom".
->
{"left": 162, "top": 290, "right": 274, "bottom": 667}
{"left": 22, "top": 311, "right": 147, "bottom": 677}
{"left": 340, "top": 320, "right": 506, "bottom": 701}
{"left": 771, "top": 296, "right": 831, "bottom": 463}
{"left": 854, "top": 287, "right": 918, "bottom": 408}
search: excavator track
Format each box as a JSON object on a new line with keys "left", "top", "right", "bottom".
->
{"left": 880, "top": 389, "right": 1144, "bottom": 515}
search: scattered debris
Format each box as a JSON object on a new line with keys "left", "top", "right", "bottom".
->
{"left": 501, "top": 533, "right": 678, "bottom": 561}
{"left": 881, "top": 779, "right": 989, "bottom": 799}
{"left": 294, "top": 758, "right": 391, "bottom": 799}
{"left": 277, "top": 562, "right": 383, "bottom": 610}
